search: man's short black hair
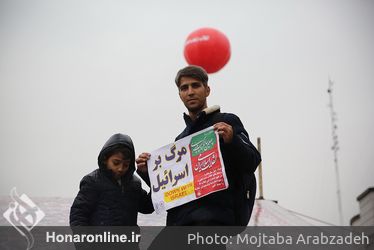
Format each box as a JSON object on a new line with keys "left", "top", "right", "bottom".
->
{"left": 175, "top": 65, "right": 209, "bottom": 87}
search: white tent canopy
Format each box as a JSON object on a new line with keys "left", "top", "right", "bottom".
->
{"left": 0, "top": 197, "right": 332, "bottom": 226}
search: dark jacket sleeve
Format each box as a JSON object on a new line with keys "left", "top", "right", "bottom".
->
{"left": 69, "top": 175, "right": 99, "bottom": 226}
{"left": 221, "top": 113, "right": 261, "bottom": 174}
{"left": 136, "top": 169, "right": 151, "bottom": 187}
{"left": 138, "top": 188, "right": 154, "bottom": 214}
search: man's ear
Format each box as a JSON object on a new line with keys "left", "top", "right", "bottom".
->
{"left": 206, "top": 85, "right": 211, "bottom": 97}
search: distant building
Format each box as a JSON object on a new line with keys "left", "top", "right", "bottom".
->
{"left": 350, "top": 187, "right": 374, "bottom": 226}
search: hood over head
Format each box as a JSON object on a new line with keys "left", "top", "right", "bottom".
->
{"left": 97, "top": 133, "right": 136, "bottom": 177}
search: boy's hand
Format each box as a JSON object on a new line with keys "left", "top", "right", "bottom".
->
{"left": 136, "top": 152, "right": 151, "bottom": 173}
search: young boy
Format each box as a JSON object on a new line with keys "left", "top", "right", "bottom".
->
{"left": 70, "top": 133, "right": 154, "bottom": 226}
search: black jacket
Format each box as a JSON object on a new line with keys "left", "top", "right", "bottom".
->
{"left": 70, "top": 134, "right": 154, "bottom": 226}
{"left": 166, "top": 106, "right": 261, "bottom": 226}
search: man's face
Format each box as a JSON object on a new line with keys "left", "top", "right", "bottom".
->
{"left": 105, "top": 152, "right": 130, "bottom": 180}
{"left": 178, "top": 76, "right": 210, "bottom": 113}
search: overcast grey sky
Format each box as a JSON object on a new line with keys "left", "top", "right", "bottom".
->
{"left": 0, "top": 0, "right": 373, "bottom": 225}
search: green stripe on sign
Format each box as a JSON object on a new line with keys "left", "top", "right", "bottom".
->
{"left": 190, "top": 130, "right": 216, "bottom": 156}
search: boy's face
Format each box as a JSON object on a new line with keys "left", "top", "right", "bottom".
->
{"left": 105, "top": 152, "right": 130, "bottom": 180}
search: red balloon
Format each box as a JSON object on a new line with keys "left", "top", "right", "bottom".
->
{"left": 184, "top": 27, "right": 231, "bottom": 74}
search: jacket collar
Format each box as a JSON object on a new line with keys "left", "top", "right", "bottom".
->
{"left": 100, "top": 167, "right": 130, "bottom": 186}
{"left": 183, "top": 105, "right": 221, "bottom": 127}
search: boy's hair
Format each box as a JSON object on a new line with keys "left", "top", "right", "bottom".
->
{"left": 175, "top": 65, "right": 209, "bottom": 88}
{"left": 101, "top": 144, "right": 131, "bottom": 165}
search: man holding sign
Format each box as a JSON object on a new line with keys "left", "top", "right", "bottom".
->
{"left": 136, "top": 65, "right": 261, "bottom": 226}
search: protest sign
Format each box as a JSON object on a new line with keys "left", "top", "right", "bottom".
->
{"left": 147, "top": 127, "right": 229, "bottom": 213}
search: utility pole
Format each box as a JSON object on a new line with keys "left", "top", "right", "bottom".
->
{"left": 257, "top": 137, "right": 264, "bottom": 199}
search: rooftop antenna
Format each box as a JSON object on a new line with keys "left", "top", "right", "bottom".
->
{"left": 327, "top": 78, "right": 344, "bottom": 225}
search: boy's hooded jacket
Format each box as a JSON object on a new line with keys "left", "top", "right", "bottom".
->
{"left": 70, "top": 134, "right": 154, "bottom": 226}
